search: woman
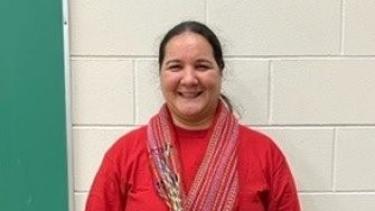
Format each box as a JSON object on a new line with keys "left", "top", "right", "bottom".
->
{"left": 85, "top": 21, "right": 300, "bottom": 211}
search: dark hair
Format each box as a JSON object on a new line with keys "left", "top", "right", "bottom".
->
{"left": 158, "top": 21, "right": 225, "bottom": 71}
{"left": 158, "top": 21, "right": 233, "bottom": 112}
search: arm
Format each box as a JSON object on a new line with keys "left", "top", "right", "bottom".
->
{"left": 267, "top": 144, "right": 300, "bottom": 211}
{"left": 85, "top": 153, "right": 126, "bottom": 211}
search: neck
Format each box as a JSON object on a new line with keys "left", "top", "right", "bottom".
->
{"left": 172, "top": 114, "right": 214, "bottom": 130}
{"left": 170, "top": 106, "right": 218, "bottom": 130}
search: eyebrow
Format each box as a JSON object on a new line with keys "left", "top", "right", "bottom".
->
{"left": 164, "top": 58, "right": 214, "bottom": 66}
{"left": 165, "top": 59, "right": 181, "bottom": 66}
{"left": 196, "top": 59, "right": 213, "bottom": 64}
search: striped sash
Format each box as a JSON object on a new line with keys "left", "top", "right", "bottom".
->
{"left": 147, "top": 102, "right": 239, "bottom": 211}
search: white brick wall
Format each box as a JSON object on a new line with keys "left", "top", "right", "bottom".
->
{"left": 69, "top": 0, "right": 375, "bottom": 210}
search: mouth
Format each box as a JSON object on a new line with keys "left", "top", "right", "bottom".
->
{"left": 177, "top": 91, "right": 203, "bottom": 99}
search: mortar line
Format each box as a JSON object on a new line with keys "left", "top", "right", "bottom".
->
{"left": 70, "top": 54, "right": 375, "bottom": 60}
{"left": 71, "top": 55, "right": 157, "bottom": 59}
{"left": 299, "top": 191, "right": 375, "bottom": 195}
{"left": 224, "top": 55, "right": 375, "bottom": 59}
{"left": 251, "top": 124, "right": 375, "bottom": 127}
{"left": 72, "top": 124, "right": 141, "bottom": 127}
{"left": 132, "top": 59, "right": 136, "bottom": 125}
{"left": 205, "top": 0, "right": 208, "bottom": 23}
{"left": 72, "top": 123, "right": 375, "bottom": 128}
{"left": 340, "top": 0, "right": 346, "bottom": 55}
{"left": 332, "top": 127, "right": 338, "bottom": 192}
{"left": 267, "top": 60, "right": 273, "bottom": 124}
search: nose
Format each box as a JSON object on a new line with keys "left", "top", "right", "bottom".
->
{"left": 180, "top": 67, "right": 198, "bottom": 86}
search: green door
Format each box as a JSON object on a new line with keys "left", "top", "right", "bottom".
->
{"left": 0, "top": 0, "right": 69, "bottom": 210}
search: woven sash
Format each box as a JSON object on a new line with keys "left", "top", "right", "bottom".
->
{"left": 147, "top": 102, "right": 239, "bottom": 211}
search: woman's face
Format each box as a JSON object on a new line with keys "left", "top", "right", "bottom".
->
{"left": 160, "top": 32, "right": 222, "bottom": 128}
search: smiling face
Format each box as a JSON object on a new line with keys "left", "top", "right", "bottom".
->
{"left": 160, "top": 32, "right": 222, "bottom": 129}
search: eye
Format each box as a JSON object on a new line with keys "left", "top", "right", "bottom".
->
{"left": 167, "top": 64, "right": 182, "bottom": 72}
{"left": 196, "top": 64, "right": 210, "bottom": 71}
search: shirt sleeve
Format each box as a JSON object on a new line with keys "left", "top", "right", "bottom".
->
{"left": 267, "top": 143, "right": 301, "bottom": 211}
{"left": 85, "top": 153, "right": 126, "bottom": 211}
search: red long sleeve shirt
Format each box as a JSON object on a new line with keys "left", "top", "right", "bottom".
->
{"left": 86, "top": 125, "right": 300, "bottom": 211}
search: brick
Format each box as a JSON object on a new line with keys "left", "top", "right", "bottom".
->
{"left": 135, "top": 60, "right": 164, "bottom": 124}
{"left": 344, "top": 0, "right": 375, "bottom": 55}
{"left": 72, "top": 59, "right": 134, "bottom": 124}
{"left": 336, "top": 127, "right": 375, "bottom": 191}
{"left": 207, "top": 0, "right": 341, "bottom": 55}
{"left": 271, "top": 60, "right": 375, "bottom": 124}
{"left": 70, "top": 0, "right": 205, "bottom": 55}
{"left": 300, "top": 193, "right": 375, "bottom": 211}
{"left": 223, "top": 60, "right": 269, "bottom": 124}
{"left": 259, "top": 127, "right": 334, "bottom": 191}
{"left": 73, "top": 127, "right": 132, "bottom": 191}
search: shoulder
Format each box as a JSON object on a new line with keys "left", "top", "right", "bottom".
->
{"left": 238, "top": 125, "right": 279, "bottom": 152}
{"left": 237, "top": 124, "right": 287, "bottom": 169}
{"left": 104, "top": 125, "right": 148, "bottom": 162}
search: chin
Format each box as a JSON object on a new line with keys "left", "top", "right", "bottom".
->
{"left": 177, "top": 98, "right": 218, "bottom": 114}
{"left": 179, "top": 107, "right": 203, "bottom": 117}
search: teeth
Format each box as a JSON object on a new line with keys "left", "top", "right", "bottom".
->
{"left": 179, "top": 92, "right": 201, "bottom": 98}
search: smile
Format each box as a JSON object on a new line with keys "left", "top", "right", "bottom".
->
{"left": 177, "top": 91, "right": 203, "bottom": 99}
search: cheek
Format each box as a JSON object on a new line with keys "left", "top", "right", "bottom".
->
{"left": 160, "top": 74, "right": 179, "bottom": 94}
{"left": 206, "top": 75, "right": 222, "bottom": 93}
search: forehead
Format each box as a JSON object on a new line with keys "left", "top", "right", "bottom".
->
{"left": 164, "top": 32, "right": 214, "bottom": 59}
